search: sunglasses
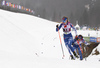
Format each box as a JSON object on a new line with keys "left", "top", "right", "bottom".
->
{"left": 62, "top": 17, "right": 67, "bottom": 23}
{"left": 78, "top": 37, "right": 82, "bottom": 39}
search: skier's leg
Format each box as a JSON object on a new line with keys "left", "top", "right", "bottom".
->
{"left": 73, "top": 45, "right": 79, "bottom": 57}
{"left": 67, "top": 37, "right": 74, "bottom": 52}
{"left": 67, "top": 37, "right": 78, "bottom": 58}
{"left": 78, "top": 47, "right": 83, "bottom": 60}
{"left": 66, "top": 45, "right": 75, "bottom": 60}
{"left": 66, "top": 45, "right": 73, "bottom": 56}
{"left": 64, "top": 34, "right": 76, "bottom": 59}
{"left": 64, "top": 36, "right": 73, "bottom": 57}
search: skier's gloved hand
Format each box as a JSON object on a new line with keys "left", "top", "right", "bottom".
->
{"left": 72, "top": 42, "right": 74, "bottom": 45}
{"left": 75, "top": 35, "right": 78, "bottom": 40}
{"left": 86, "top": 43, "right": 90, "bottom": 45}
{"left": 85, "top": 43, "right": 90, "bottom": 48}
{"left": 56, "top": 25, "right": 59, "bottom": 28}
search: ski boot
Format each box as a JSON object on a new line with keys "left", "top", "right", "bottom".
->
{"left": 70, "top": 55, "right": 75, "bottom": 60}
{"left": 73, "top": 51, "right": 79, "bottom": 58}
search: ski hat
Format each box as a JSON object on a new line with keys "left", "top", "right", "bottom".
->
{"left": 62, "top": 16, "right": 68, "bottom": 23}
{"left": 78, "top": 35, "right": 83, "bottom": 39}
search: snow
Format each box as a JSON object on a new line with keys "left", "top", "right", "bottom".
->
{"left": 0, "top": 9, "right": 100, "bottom": 68}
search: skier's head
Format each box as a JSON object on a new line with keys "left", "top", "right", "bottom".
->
{"left": 75, "top": 35, "right": 83, "bottom": 40}
{"left": 62, "top": 16, "right": 68, "bottom": 24}
{"left": 78, "top": 35, "right": 83, "bottom": 40}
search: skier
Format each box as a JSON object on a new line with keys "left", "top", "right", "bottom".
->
{"left": 56, "top": 16, "right": 78, "bottom": 59}
{"left": 72, "top": 35, "right": 89, "bottom": 60}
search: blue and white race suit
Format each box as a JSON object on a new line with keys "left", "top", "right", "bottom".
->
{"left": 56, "top": 22, "right": 77, "bottom": 55}
{"left": 72, "top": 38, "right": 88, "bottom": 60}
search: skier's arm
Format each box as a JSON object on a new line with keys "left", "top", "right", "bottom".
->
{"left": 72, "top": 39, "right": 76, "bottom": 45}
{"left": 56, "top": 23, "right": 63, "bottom": 32}
{"left": 82, "top": 39, "right": 90, "bottom": 46}
{"left": 70, "top": 24, "right": 77, "bottom": 36}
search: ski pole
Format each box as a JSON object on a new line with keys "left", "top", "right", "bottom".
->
{"left": 84, "top": 46, "right": 87, "bottom": 61}
{"left": 77, "top": 41, "right": 83, "bottom": 53}
{"left": 57, "top": 28, "right": 65, "bottom": 59}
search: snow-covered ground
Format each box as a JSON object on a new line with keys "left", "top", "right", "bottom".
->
{"left": 0, "top": 9, "right": 100, "bottom": 68}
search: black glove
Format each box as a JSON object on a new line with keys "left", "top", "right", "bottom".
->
{"left": 72, "top": 42, "right": 74, "bottom": 45}
{"left": 56, "top": 25, "right": 59, "bottom": 28}
{"left": 75, "top": 35, "right": 78, "bottom": 40}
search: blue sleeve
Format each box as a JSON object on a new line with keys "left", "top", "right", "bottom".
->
{"left": 72, "top": 39, "right": 76, "bottom": 44}
{"left": 70, "top": 23, "right": 77, "bottom": 35}
{"left": 82, "top": 39, "right": 87, "bottom": 45}
{"left": 56, "top": 24, "right": 63, "bottom": 32}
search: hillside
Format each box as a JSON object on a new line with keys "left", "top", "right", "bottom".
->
{"left": 0, "top": 9, "right": 100, "bottom": 68}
